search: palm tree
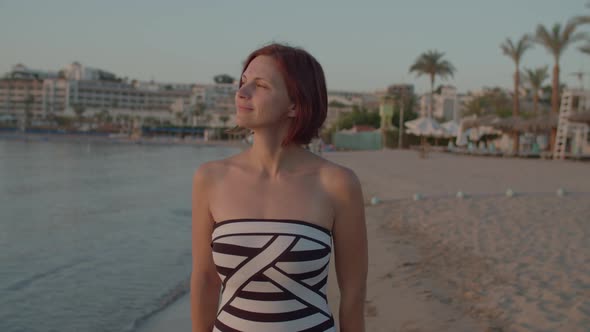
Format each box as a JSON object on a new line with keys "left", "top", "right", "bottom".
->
{"left": 535, "top": 21, "right": 586, "bottom": 113}
{"left": 500, "top": 35, "right": 532, "bottom": 117}
{"left": 523, "top": 66, "right": 549, "bottom": 115}
{"left": 535, "top": 20, "right": 586, "bottom": 149}
{"left": 500, "top": 35, "right": 532, "bottom": 153}
{"left": 409, "top": 50, "right": 456, "bottom": 118}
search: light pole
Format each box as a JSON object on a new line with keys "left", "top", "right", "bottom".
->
{"left": 398, "top": 96, "right": 404, "bottom": 149}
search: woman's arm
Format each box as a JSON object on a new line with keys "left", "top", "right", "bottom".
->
{"left": 191, "top": 163, "right": 222, "bottom": 332}
{"left": 326, "top": 166, "right": 368, "bottom": 332}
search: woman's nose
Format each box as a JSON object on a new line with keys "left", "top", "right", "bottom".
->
{"left": 237, "top": 83, "right": 251, "bottom": 99}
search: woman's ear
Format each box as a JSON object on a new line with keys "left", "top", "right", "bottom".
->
{"left": 287, "top": 103, "right": 297, "bottom": 118}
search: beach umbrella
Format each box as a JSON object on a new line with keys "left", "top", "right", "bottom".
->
{"left": 457, "top": 115, "right": 502, "bottom": 144}
{"left": 468, "top": 126, "right": 501, "bottom": 141}
{"left": 517, "top": 113, "right": 558, "bottom": 133}
{"left": 490, "top": 116, "right": 526, "bottom": 132}
{"left": 405, "top": 117, "right": 446, "bottom": 157}
{"left": 441, "top": 120, "right": 460, "bottom": 137}
{"left": 460, "top": 115, "right": 498, "bottom": 131}
{"left": 404, "top": 116, "right": 446, "bottom": 137}
{"left": 490, "top": 116, "right": 528, "bottom": 153}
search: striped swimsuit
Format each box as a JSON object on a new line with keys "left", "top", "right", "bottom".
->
{"left": 211, "top": 218, "right": 335, "bottom": 331}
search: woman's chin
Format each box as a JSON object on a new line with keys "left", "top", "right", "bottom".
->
{"left": 235, "top": 119, "right": 253, "bottom": 129}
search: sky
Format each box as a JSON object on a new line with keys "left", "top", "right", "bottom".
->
{"left": 0, "top": 0, "right": 588, "bottom": 94}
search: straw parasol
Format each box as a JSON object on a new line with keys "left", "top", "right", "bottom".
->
{"left": 460, "top": 115, "right": 498, "bottom": 130}
{"left": 516, "top": 113, "right": 558, "bottom": 133}
{"left": 490, "top": 116, "right": 526, "bottom": 132}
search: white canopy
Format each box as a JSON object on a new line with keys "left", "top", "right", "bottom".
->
{"left": 405, "top": 117, "right": 446, "bottom": 137}
{"left": 441, "top": 120, "right": 460, "bottom": 137}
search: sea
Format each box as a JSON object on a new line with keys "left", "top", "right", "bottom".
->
{"left": 0, "top": 137, "right": 240, "bottom": 332}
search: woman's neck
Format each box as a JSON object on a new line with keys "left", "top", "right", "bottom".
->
{"left": 246, "top": 132, "right": 306, "bottom": 180}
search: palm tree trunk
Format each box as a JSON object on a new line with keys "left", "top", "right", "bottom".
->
{"left": 549, "top": 62, "right": 560, "bottom": 151}
{"left": 551, "top": 63, "right": 559, "bottom": 114}
{"left": 514, "top": 69, "right": 520, "bottom": 116}
{"left": 513, "top": 68, "right": 520, "bottom": 153}
{"left": 533, "top": 92, "right": 539, "bottom": 116}
{"left": 430, "top": 74, "right": 435, "bottom": 118}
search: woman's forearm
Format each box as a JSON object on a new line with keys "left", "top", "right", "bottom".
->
{"left": 190, "top": 274, "right": 221, "bottom": 332}
{"left": 338, "top": 295, "right": 366, "bottom": 332}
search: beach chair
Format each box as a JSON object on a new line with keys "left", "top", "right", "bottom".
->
{"left": 475, "top": 142, "right": 489, "bottom": 156}
{"left": 518, "top": 143, "right": 541, "bottom": 158}
{"left": 447, "top": 141, "right": 455, "bottom": 152}
{"left": 467, "top": 142, "right": 476, "bottom": 155}
{"left": 487, "top": 144, "right": 501, "bottom": 157}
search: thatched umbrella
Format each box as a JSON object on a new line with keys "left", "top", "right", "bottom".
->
{"left": 460, "top": 115, "right": 498, "bottom": 130}
{"left": 516, "top": 113, "right": 558, "bottom": 133}
{"left": 489, "top": 116, "right": 528, "bottom": 152}
{"left": 568, "top": 110, "right": 590, "bottom": 125}
{"left": 491, "top": 116, "right": 525, "bottom": 131}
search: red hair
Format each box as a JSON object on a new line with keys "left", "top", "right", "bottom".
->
{"left": 240, "top": 43, "right": 327, "bottom": 146}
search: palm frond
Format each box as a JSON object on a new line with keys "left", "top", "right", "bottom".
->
{"left": 534, "top": 22, "right": 585, "bottom": 59}
{"left": 500, "top": 35, "right": 532, "bottom": 64}
{"left": 408, "top": 50, "right": 456, "bottom": 80}
{"left": 523, "top": 66, "right": 549, "bottom": 90}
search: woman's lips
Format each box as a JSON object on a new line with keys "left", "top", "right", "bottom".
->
{"left": 237, "top": 105, "right": 253, "bottom": 112}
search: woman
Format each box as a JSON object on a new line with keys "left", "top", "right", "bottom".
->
{"left": 191, "top": 43, "right": 368, "bottom": 332}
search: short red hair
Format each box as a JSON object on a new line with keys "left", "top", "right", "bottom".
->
{"left": 240, "top": 43, "right": 327, "bottom": 146}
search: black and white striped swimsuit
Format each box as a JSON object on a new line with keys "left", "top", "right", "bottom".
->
{"left": 211, "top": 218, "right": 335, "bottom": 332}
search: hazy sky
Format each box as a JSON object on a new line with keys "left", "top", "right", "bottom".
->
{"left": 1, "top": 0, "right": 588, "bottom": 94}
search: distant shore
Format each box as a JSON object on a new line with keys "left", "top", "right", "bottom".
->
{"left": 0, "top": 131, "right": 248, "bottom": 149}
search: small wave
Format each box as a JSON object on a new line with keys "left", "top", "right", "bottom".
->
{"left": 4, "top": 258, "right": 89, "bottom": 291}
{"left": 170, "top": 209, "right": 191, "bottom": 218}
{"left": 128, "top": 276, "right": 191, "bottom": 331}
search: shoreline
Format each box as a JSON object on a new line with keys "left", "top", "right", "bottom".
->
{"left": 0, "top": 132, "right": 248, "bottom": 149}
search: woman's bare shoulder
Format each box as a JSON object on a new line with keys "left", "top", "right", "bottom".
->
{"left": 193, "top": 153, "right": 245, "bottom": 186}
{"left": 317, "top": 159, "right": 361, "bottom": 197}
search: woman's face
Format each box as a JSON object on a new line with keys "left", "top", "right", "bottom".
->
{"left": 235, "top": 55, "right": 295, "bottom": 129}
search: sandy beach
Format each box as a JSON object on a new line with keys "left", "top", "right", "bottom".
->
{"left": 139, "top": 150, "right": 590, "bottom": 332}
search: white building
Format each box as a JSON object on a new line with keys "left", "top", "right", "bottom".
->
{"left": 1, "top": 62, "right": 245, "bottom": 126}
{"left": 193, "top": 83, "right": 237, "bottom": 111}
{"left": 419, "top": 85, "right": 460, "bottom": 121}
{"left": 328, "top": 90, "right": 379, "bottom": 108}
{"left": 62, "top": 62, "right": 118, "bottom": 81}
{"left": 0, "top": 78, "right": 47, "bottom": 120}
